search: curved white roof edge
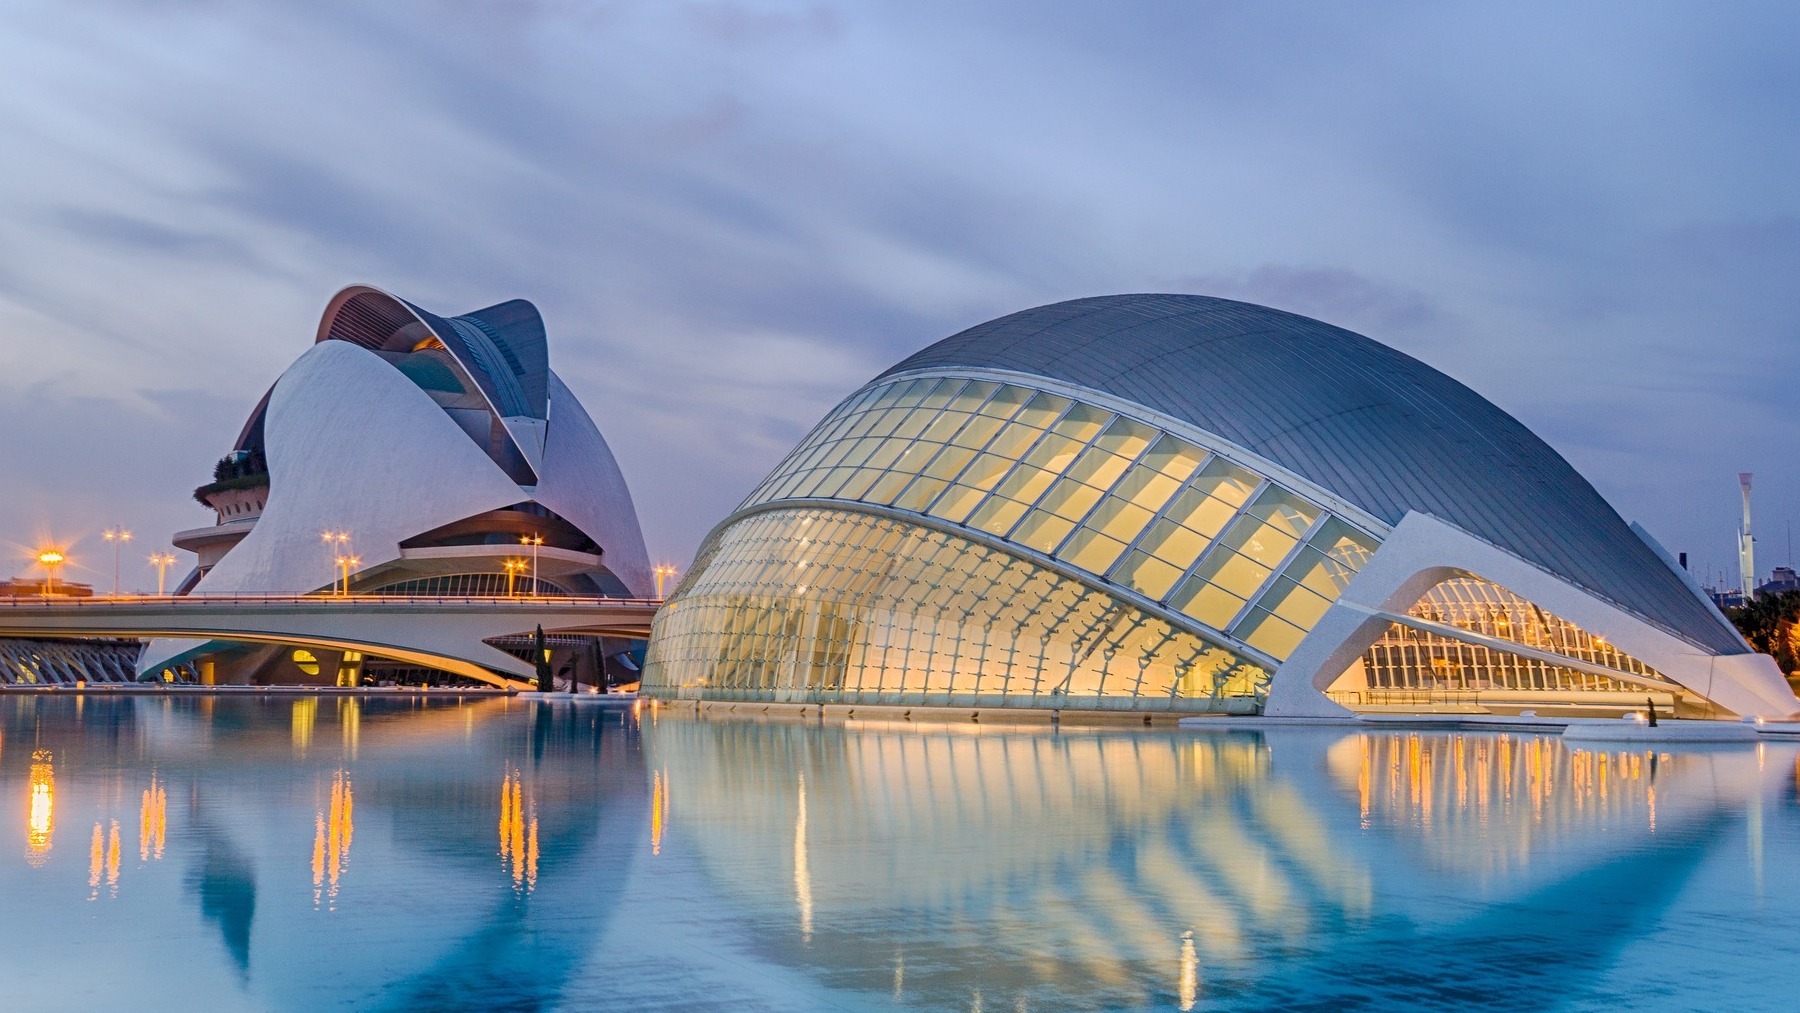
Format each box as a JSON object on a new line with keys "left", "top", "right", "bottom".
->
{"left": 1264, "top": 512, "right": 1800, "bottom": 720}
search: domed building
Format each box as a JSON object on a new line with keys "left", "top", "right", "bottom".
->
{"left": 142, "top": 285, "right": 652, "bottom": 685}
{"left": 643, "top": 295, "right": 1797, "bottom": 719}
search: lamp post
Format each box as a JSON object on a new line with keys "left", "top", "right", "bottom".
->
{"left": 36, "top": 549, "right": 66, "bottom": 597}
{"left": 321, "top": 530, "right": 350, "bottom": 594}
{"left": 504, "top": 559, "right": 526, "bottom": 597}
{"left": 520, "top": 534, "right": 544, "bottom": 597}
{"left": 148, "top": 552, "right": 177, "bottom": 597}
{"left": 335, "top": 554, "right": 361, "bottom": 597}
{"left": 654, "top": 564, "right": 677, "bottom": 599}
{"left": 103, "top": 527, "right": 132, "bottom": 595}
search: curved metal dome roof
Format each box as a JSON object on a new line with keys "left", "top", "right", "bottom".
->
{"left": 880, "top": 294, "right": 1743, "bottom": 655}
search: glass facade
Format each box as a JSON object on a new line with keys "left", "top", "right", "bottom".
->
{"left": 362, "top": 573, "right": 574, "bottom": 597}
{"left": 740, "top": 375, "right": 1381, "bottom": 661}
{"left": 1352, "top": 577, "right": 1672, "bottom": 699}
{"left": 646, "top": 507, "right": 1270, "bottom": 711}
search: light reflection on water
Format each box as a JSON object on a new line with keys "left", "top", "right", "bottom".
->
{"left": 1, "top": 697, "right": 1799, "bottom": 1010}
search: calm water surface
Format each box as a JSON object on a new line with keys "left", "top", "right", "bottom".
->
{"left": 2, "top": 695, "right": 1798, "bottom": 1011}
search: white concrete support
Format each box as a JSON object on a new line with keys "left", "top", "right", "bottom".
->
{"left": 1264, "top": 512, "right": 1800, "bottom": 720}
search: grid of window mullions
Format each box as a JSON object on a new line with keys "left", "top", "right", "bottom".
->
{"left": 643, "top": 509, "right": 1272, "bottom": 708}
{"left": 746, "top": 375, "right": 1380, "bottom": 654}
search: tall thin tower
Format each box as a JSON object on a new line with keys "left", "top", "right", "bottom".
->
{"left": 1739, "top": 472, "right": 1756, "bottom": 598}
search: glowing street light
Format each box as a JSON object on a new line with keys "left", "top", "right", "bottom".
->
{"left": 520, "top": 534, "right": 544, "bottom": 597}
{"left": 103, "top": 527, "right": 132, "bottom": 595}
{"left": 654, "top": 564, "right": 677, "bottom": 599}
{"left": 321, "top": 530, "right": 351, "bottom": 594}
{"left": 36, "top": 548, "right": 66, "bottom": 597}
{"left": 147, "top": 552, "right": 178, "bottom": 597}
{"left": 334, "top": 554, "right": 361, "bottom": 597}
{"left": 503, "top": 559, "right": 527, "bottom": 597}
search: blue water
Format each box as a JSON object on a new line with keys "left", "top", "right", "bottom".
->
{"left": 2, "top": 695, "right": 1798, "bottom": 1011}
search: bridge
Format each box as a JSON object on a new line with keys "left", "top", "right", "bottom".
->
{"left": 0, "top": 594, "right": 662, "bottom": 690}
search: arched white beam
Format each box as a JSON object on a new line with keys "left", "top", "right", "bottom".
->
{"left": 0, "top": 598, "right": 658, "bottom": 690}
{"left": 1264, "top": 512, "right": 1800, "bottom": 719}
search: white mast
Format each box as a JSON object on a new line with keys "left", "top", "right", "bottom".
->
{"left": 1739, "top": 472, "right": 1756, "bottom": 599}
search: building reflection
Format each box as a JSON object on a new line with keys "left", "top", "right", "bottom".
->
{"left": 643, "top": 716, "right": 1781, "bottom": 1011}
{"left": 140, "top": 773, "right": 167, "bottom": 862}
{"left": 26, "top": 749, "right": 53, "bottom": 866}
{"left": 89, "top": 819, "right": 121, "bottom": 899}
{"left": 499, "top": 764, "right": 538, "bottom": 894}
{"left": 311, "top": 770, "right": 354, "bottom": 909}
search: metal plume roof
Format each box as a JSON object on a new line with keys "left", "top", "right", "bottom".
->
{"left": 880, "top": 294, "right": 1745, "bottom": 655}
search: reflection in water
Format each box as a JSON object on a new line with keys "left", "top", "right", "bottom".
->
{"left": 292, "top": 698, "right": 316, "bottom": 753}
{"left": 140, "top": 774, "right": 167, "bottom": 862}
{"left": 2, "top": 695, "right": 1796, "bottom": 1010}
{"left": 1330, "top": 733, "right": 1685, "bottom": 877}
{"left": 649, "top": 768, "right": 667, "bottom": 856}
{"left": 86, "top": 819, "right": 124, "bottom": 900}
{"left": 795, "top": 771, "right": 812, "bottom": 944}
{"left": 311, "top": 770, "right": 354, "bottom": 909}
{"left": 498, "top": 764, "right": 538, "bottom": 894}
{"left": 643, "top": 718, "right": 1787, "bottom": 1011}
{"left": 25, "top": 749, "right": 52, "bottom": 866}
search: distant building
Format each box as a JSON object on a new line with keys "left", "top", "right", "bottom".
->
{"left": 644, "top": 294, "right": 1798, "bottom": 720}
{"left": 141, "top": 285, "right": 652, "bottom": 687}
{"left": 1759, "top": 566, "right": 1800, "bottom": 596}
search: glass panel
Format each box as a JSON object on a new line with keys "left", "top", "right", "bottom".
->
{"left": 863, "top": 471, "right": 913, "bottom": 504}
{"left": 1014, "top": 392, "right": 1072, "bottom": 429}
{"left": 984, "top": 423, "right": 1045, "bottom": 461}
{"left": 1064, "top": 448, "right": 1132, "bottom": 490}
{"left": 1022, "top": 433, "right": 1084, "bottom": 473}
{"left": 1111, "top": 550, "right": 1185, "bottom": 600}
{"left": 977, "top": 385, "right": 1032, "bottom": 418}
{"left": 1140, "top": 434, "right": 1207, "bottom": 483}
{"left": 932, "top": 484, "right": 986, "bottom": 523}
{"left": 918, "top": 378, "right": 965, "bottom": 410}
{"left": 1050, "top": 404, "right": 1111, "bottom": 443}
{"left": 1108, "top": 465, "right": 1181, "bottom": 515}
{"left": 1169, "top": 576, "right": 1247, "bottom": 630}
{"left": 1247, "top": 577, "right": 1333, "bottom": 632}
{"left": 917, "top": 410, "right": 971, "bottom": 445}
{"left": 1190, "top": 457, "right": 1260, "bottom": 507}
{"left": 968, "top": 497, "right": 1030, "bottom": 537}
{"left": 992, "top": 466, "right": 1057, "bottom": 505}
{"left": 893, "top": 476, "right": 950, "bottom": 513}
{"left": 946, "top": 380, "right": 997, "bottom": 412}
{"left": 1012, "top": 510, "right": 1076, "bottom": 554}
{"left": 958, "top": 453, "right": 1017, "bottom": 492}
{"left": 889, "top": 379, "right": 935, "bottom": 408}
{"left": 1083, "top": 497, "right": 1153, "bottom": 542}
{"left": 1157, "top": 490, "right": 1237, "bottom": 545}
{"left": 890, "top": 409, "right": 936, "bottom": 441}
{"left": 920, "top": 445, "right": 978, "bottom": 483}
{"left": 1038, "top": 479, "right": 1105, "bottom": 523}
{"left": 1235, "top": 608, "right": 1307, "bottom": 660}
{"left": 1092, "top": 416, "right": 1156, "bottom": 459}
{"left": 1059, "top": 528, "right": 1129, "bottom": 574}
{"left": 950, "top": 414, "right": 1006, "bottom": 450}
{"left": 1193, "top": 549, "right": 1271, "bottom": 599}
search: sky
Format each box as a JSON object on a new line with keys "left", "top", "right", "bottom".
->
{"left": 0, "top": 0, "right": 1796, "bottom": 592}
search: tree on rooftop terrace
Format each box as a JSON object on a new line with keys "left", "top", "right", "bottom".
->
{"left": 1729, "top": 589, "right": 1800, "bottom": 678}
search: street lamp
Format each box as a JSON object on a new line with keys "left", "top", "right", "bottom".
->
{"left": 321, "top": 530, "right": 350, "bottom": 593}
{"left": 147, "top": 552, "right": 177, "bottom": 597}
{"left": 503, "top": 559, "right": 527, "bottom": 597}
{"left": 334, "top": 554, "right": 361, "bottom": 597}
{"left": 654, "top": 564, "right": 677, "bottom": 599}
{"left": 36, "top": 549, "right": 65, "bottom": 597}
{"left": 519, "top": 534, "right": 544, "bottom": 597}
{"left": 103, "top": 527, "right": 132, "bottom": 595}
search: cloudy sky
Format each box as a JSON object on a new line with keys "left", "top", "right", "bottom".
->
{"left": 1, "top": 0, "right": 1795, "bottom": 591}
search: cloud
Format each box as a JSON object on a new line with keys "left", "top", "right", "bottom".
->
{"left": 0, "top": 0, "right": 1796, "bottom": 576}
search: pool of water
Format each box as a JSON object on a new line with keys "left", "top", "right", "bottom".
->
{"left": 2, "top": 695, "right": 1798, "bottom": 1011}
